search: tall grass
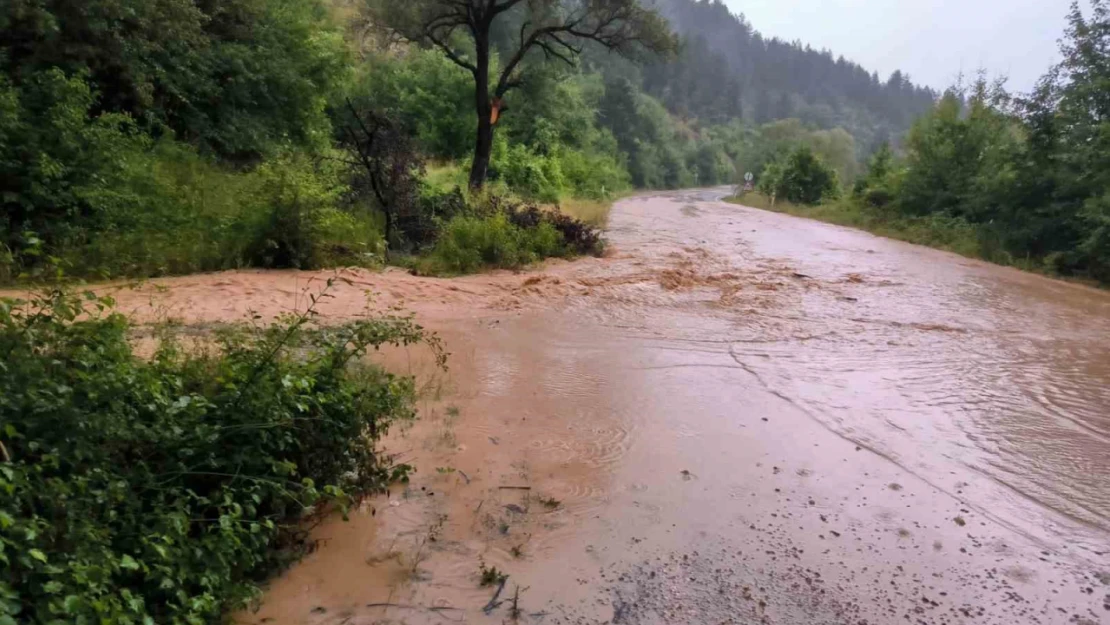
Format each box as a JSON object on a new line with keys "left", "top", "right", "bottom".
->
{"left": 2, "top": 144, "right": 385, "bottom": 283}
{"left": 726, "top": 192, "right": 983, "bottom": 260}
{"left": 553, "top": 197, "right": 617, "bottom": 227}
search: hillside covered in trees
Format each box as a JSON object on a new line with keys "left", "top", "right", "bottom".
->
{"left": 645, "top": 0, "right": 938, "bottom": 153}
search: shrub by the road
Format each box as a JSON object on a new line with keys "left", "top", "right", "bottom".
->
{"left": 0, "top": 284, "right": 439, "bottom": 624}
{"left": 419, "top": 197, "right": 605, "bottom": 274}
{"left": 758, "top": 146, "right": 840, "bottom": 205}
{"left": 421, "top": 212, "right": 563, "bottom": 274}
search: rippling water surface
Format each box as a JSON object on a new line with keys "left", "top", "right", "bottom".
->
{"left": 240, "top": 189, "right": 1110, "bottom": 625}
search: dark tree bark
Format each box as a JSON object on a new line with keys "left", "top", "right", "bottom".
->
{"left": 470, "top": 30, "right": 494, "bottom": 189}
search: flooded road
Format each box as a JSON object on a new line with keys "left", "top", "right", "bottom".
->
{"left": 123, "top": 189, "right": 1110, "bottom": 624}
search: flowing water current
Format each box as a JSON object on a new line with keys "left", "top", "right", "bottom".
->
{"left": 112, "top": 189, "right": 1110, "bottom": 625}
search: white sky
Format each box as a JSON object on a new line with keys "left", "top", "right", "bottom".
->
{"left": 722, "top": 0, "right": 1078, "bottom": 93}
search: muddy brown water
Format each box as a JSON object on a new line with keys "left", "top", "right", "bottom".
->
{"left": 104, "top": 189, "right": 1110, "bottom": 624}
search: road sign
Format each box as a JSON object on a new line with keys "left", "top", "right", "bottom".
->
{"left": 744, "top": 172, "right": 754, "bottom": 182}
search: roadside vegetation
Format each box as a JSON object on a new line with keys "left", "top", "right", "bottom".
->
{"left": 0, "top": 282, "right": 442, "bottom": 624}
{"left": 0, "top": 0, "right": 945, "bottom": 285}
{"left": 729, "top": 2, "right": 1110, "bottom": 284}
{"left": 4, "top": 0, "right": 1110, "bottom": 621}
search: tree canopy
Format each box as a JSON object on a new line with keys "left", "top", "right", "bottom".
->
{"left": 368, "top": 0, "right": 676, "bottom": 187}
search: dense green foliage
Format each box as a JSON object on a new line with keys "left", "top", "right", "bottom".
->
{"left": 2, "top": 0, "right": 344, "bottom": 159}
{"left": 0, "top": 0, "right": 382, "bottom": 281}
{"left": 758, "top": 146, "right": 839, "bottom": 205}
{"left": 418, "top": 195, "right": 605, "bottom": 274}
{"left": 367, "top": 0, "right": 677, "bottom": 188}
{"left": 816, "top": 1, "right": 1110, "bottom": 282}
{"left": 423, "top": 213, "right": 564, "bottom": 274}
{"left": 0, "top": 285, "right": 437, "bottom": 624}
{"left": 0, "top": 0, "right": 944, "bottom": 282}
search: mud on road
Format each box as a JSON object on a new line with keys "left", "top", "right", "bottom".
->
{"left": 110, "top": 189, "right": 1110, "bottom": 624}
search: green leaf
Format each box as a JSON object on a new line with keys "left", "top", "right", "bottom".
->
{"left": 29, "top": 549, "right": 47, "bottom": 563}
{"left": 119, "top": 554, "right": 140, "bottom": 570}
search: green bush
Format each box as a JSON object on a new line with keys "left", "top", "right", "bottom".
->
{"left": 247, "top": 153, "right": 383, "bottom": 270}
{"left": 490, "top": 140, "right": 566, "bottom": 204}
{"left": 556, "top": 147, "right": 631, "bottom": 200}
{"left": 0, "top": 284, "right": 438, "bottom": 624}
{"left": 421, "top": 212, "right": 560, "bottom": 274}
{"left": 759, "top": 146, "right": 839, "bottom": 205}
{"left": 347, "top": 50, "right": 476, "bottom": 161}
{"left": 12, "top": 144, "right": 384, "bottom": 281}
{"left": 505, "top": 204, "right": 606, "bottom": 257}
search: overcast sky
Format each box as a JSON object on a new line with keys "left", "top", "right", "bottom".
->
{"left": 721, "top": 0, "right": 1078, "bottom": 93}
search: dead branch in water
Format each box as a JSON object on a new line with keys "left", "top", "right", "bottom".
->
{"left": 509, "top": 585, "right": 530, "bottom": 621}
{"left": 481, "top": 577, "right": 508, "bottom": 614}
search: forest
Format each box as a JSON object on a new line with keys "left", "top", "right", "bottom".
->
{"left": 756, "top": 1, "right": 1110, "bottom": 284}
{"left": 4, "top": 0, "right": 1110, "bottom": 623}
{"left": 3, "top": 0, "right": 1106, "bottom": 284}
{"left": 0, "top": 0, "right": 944, "bottom": 283}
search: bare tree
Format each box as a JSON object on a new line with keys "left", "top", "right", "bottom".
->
{"left": 338, "top": 101, "right": 425, "bottom": 259}
{"left": 370, "top": 0, "right": 675, "bottom": 189}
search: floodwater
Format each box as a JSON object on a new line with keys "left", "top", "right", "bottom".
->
{"left": 114, "top": 189, "right": 1110, "bottom": 624}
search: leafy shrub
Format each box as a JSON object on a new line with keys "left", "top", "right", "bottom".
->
{"left": 505, "top": 205, "right": 605, "bottom": 256}
{"left": 6, "top": 143, "right": 384, "bottom": 281}
{"left": 556, "top": 148, "right": 631, "bottom": 200}
{"left": 347, "top": 50, "right": 476, "bottom": 161}
{"left": 3, "top": 0, "right": 346, "bottom": 160}
{"left": 418, "top": 193, "right": 607, "bottom": 275}
{"left": 759, "top": 146, "right": 839, "bottom": 205}
{"left": 490, "top": 140, "right": 566, "bottom": 204}
{"left": 0, "top": 284, "right": 438, "bottom": 624}
{"left": 248, "top": 153, "right": 383, "bottom": 269}
{"left": 421, "top": 212, "right": 551, "bottom": 274}
{"left": 0, "top": 70, "right": 150, "bottom": 258}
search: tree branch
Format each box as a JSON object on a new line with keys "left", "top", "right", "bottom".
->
{"left": 426, "top": 30, "right": 478, "bottom": 73}
{"left": 493, "top": 1, "right": 666, "bottom": 98}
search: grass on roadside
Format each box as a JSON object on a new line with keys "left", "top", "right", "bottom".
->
{"left": 551, "top": 196, "right": 618, "bottom": 228}
{"left": 726, "top": 192, "right": 983, "bottom": 260}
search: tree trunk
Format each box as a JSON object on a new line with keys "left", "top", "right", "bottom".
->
{"left": 469, "top": 113, "right": 493, "bottom": 189}
{"left": 469, "top": 35, "right": 493, "bottom": 190}
{"left": 383, "top": 209, "right": 393, "bottom": 261}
